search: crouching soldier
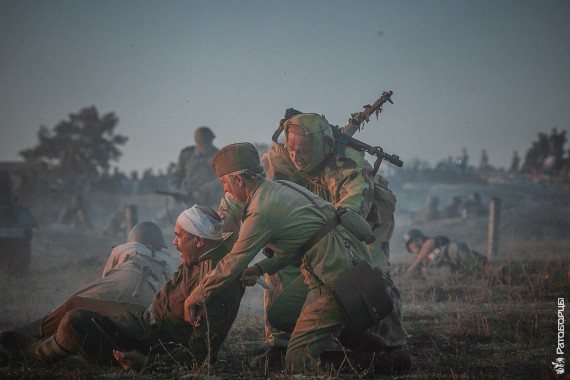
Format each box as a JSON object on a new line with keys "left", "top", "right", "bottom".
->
{"left": 0, "top": 206, "right": 244, "bottom": 371}
{"left": 184, "top": 143, "right": 407, "bottom": 374}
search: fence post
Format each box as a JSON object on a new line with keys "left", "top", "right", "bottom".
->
{"left": 124, "top": 204, "right": 138, "bottom": 235}
{"left": 486, "top": 197, "right": 501, "bottom": 258}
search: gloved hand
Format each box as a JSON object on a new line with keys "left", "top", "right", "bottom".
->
{"left": 240, "top": 264, "right": 263, "bottom": 287}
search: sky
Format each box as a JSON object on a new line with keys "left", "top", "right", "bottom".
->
{"left": 1, "top": 0, "right": 569, "bottom": 174}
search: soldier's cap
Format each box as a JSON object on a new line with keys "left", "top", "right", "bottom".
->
{"left": 211, "top": 142, "right": 260, "bottom": 177}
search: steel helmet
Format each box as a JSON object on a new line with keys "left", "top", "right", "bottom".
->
{"left": 403, "top": 228, "right": 426, "bottom": 252}
{"left": 127, "top": 221, "right": 167, "bottom": 250}
{"left": 194, "top": 126, "right": 216, "bottom": 144}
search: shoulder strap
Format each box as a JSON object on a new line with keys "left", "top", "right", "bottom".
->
{"left": 275, "top": 180, "right": 339, "bottom": 258}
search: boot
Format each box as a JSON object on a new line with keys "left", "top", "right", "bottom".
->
{"left": 0, "top": 330, "right": 35, "bottom": 359}
{"left": 0, "top": 331, "right": 71, "bottom": 363}
{"left": 14, "top": 317, "right": 45, "bottom": 338}
{"left": 338, "top": 329, "right": 387, "bottom": 352}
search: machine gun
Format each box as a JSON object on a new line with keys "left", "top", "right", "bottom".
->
{"left": 271, "top": 90, "right": 402, "bottom": 174}
{"left": 155, "top": 190, "right": 193, "bottom": 205}
{"left": 341, "top": 90, "right": 393, "bottom": 137}
{"left": 331, "top": 124, "right": 402, "bottom": 175}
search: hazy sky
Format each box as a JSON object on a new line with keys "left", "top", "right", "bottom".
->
{"left": 2, "top": 0, "right": 569, "bottom": 174}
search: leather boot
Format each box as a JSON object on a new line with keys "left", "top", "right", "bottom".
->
{"left": 14, "top": 317, "right": 45, "bottom": 338}
{"left": 338, "top": 329, "right": 387, "bottom": 352}
{"left": 0, "top": 331, "right": 71, "bottom": 363}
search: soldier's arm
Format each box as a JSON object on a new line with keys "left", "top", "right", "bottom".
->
{"left": 406, "top": 238, "right": 435, "bottom": 276}
{"left": 329, "top": 152, "right": 375, "bottom": 217}
{"left": 171, "top": 147, "right": 192, "bottom": 189}
{"left": 185, "top": 208, "right": 274, "bottom": 306}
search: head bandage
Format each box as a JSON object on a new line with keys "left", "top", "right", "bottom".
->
{"left": 176, "top": 205, "right": 223, "bottom": 240}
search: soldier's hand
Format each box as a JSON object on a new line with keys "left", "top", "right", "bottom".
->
{"left": 184, "top": 298, "right": 201, "bottom": 327}
{"left": 113, "top": 349, "right": 146, "bottom": 372}
{"left": 240, "top": 264, "right": 263, "bottom": 287}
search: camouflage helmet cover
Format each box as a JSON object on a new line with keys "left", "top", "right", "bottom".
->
{"left": 283, "top": 113, "right": 335, "bottom": 173}
{"left": 128, "top": 221, "right": 167, "bottom": 250}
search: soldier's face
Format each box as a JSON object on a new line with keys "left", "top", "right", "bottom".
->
{"left": 286, "top": 133, "right": 312, "bottom": 170}
{"left": 173, "top": 223, "right": 201, "bottom": 266}
{"left": 221, "top": 175, "right": 247, "bottom": 202}
{"left": 407, "top": 242, "right": 420, "bottom": 255}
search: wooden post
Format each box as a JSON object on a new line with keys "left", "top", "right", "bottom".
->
{"left": 486, "top": 197, "right": 501, "bottom": 258}
{"left": 124, "top": 204, "right": 138, "bottom": 235}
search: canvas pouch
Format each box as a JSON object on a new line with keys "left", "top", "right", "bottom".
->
{"left": 328, "top": 261, "right": 394, "bottom": 332}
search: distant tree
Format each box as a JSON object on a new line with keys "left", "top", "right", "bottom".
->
{"left": 19, "top": 106, "right": 128, "bottom": 180}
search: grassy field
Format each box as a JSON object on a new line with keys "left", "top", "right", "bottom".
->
{"left": 1, "top": 180, "right": 568, "bottom": 379}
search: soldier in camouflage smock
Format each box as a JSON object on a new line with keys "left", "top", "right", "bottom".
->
{"left": 185, "top": 142, "right": 384, "bottom": 372}
{"left": 219, "top": 114, "right": 407, "bottom": 365}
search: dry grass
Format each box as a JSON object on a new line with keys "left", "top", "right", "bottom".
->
{"left": 1, "top": 181, "right": 568, "bottom": 379}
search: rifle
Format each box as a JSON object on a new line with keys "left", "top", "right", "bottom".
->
{"left": 271, "top": 108, "right": 303, "bottom": 143}
{"left": 270, "top": 91, "right": 403, "bottom": 174}
{"left": 155, "top": 190, "right": 193, "bottom": 205}
{"left": 331, "top": 124, "right": 403, "bottom": 172}
{"left": 341, "top": 90, "right": 393, "bottom": 137}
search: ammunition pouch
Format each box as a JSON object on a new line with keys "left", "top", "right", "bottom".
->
{"left": 328, "top": 261, "right": 393, "bottom": 333}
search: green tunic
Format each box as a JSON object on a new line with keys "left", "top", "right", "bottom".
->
{"left": 189, "top": 179, "right": 372, "bottom": 370}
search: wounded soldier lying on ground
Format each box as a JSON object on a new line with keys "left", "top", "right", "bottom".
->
{"left": 0, "top": 206, "right": 244, "bottom": 372}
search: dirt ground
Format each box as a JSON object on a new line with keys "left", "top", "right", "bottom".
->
{"left": 0, "top": 176, "right": 568, "bottom": 379}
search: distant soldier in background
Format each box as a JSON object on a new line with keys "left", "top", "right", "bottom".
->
{"left": 403, "top": 229, "right": 502, "bottom": 279}
{"left": 171, "top": 126, "right": 223, "bottom": 208}
{"left": 461, "top": 192, "right": 487, "bottom": 218}
{"left": 57, "top": 193, "right": 91, "bottom": 229}
{"left": 10, "top": 221, "right": 178, "bottom": 339}
{"left": 442, "top": 196, "right": 462, "bottom": 219}
{"left": 413, "top": 195, "right": 441, "bottom": 222}
{"left": 509, "top": 150, "right": 520, "bottom": 173}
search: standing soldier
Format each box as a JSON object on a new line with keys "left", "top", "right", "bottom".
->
{"left": 172, "top": 126, "right": 223, "bottom": 208}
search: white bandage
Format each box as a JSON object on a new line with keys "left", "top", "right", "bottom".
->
{"left": 177, "top": 205, "right": 223, "bottom": 240}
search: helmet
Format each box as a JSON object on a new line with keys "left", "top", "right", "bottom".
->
{"left": 127, "top": 221, "right": 167, "bottom": 250}
{"left": 403, "top": 228, "right": 426, "bottom": 252}
{"left": 194, "top": 126, "right": 216, "bottom": 144}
